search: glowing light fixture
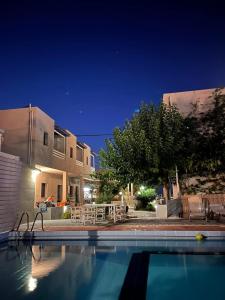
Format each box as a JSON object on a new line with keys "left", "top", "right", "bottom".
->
{"left": 27, "top": 275, "right": 37, "bottom": 292}
{"left": 31, "top": 168, "right": 41, "bottom": 182}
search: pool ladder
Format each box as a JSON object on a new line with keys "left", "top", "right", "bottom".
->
{"left": 13, "top": 211, "right": 44, "bottom": 232}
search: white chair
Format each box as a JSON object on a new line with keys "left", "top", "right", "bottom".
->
{"left": 115, "top": 205, "right": 126, "bottom": 222}
{"left": 71, "top": 206, "right": 83, "bottom": 224}
{"left": 83, "top": 206, "right": 96, "bottom": 225}
{"left": 188, "top": 196, "right": 208, "bottom": 221}
{"left": 95, "top": 207, "right": 106, "bottom": 223}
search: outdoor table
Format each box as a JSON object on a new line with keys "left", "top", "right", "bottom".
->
{"left": 84, "top": 203, "right": 116, "bottom": 223}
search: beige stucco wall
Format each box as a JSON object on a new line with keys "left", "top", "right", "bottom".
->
{"left": 35, "top": 172, "right": 63, "bottom": 204}
{"left": 32, "top": 107, "right": 55, "bottom": 167}
{"left": 0, "top": 106, "right": 95, "bottom": 213}
{"left": 0, "top": 106, "right": 95, "bottom": 175}
{"left": 0, "top": 107, "right": 30, "bottom": 163}
{"left": 163, "top": 88, "right": 225, "bottom": 116}
{"left": 19, "top": 164, "right": 35, "bottom": 217}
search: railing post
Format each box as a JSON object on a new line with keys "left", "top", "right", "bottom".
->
{"left": 30, "top": 212, "right": 44, "bottom": 232}
{"left": 16, "top": 212, "right": 30, "bottom": 231}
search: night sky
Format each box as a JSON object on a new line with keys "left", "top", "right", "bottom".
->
{"left": 0, "top": 1, "right": 225, "bottom": 152}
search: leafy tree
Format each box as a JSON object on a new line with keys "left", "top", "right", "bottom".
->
{"left": 92, "top": 169, "right": 122, "bottom": 203}
{"left": 100, "top": 102, "right": 184, "bottom": 199}
{"left": 181, "top": 88, "right": 225, "bottom": 176}
{"left": 136, "top": 186, "right": 156, "bottom": 208}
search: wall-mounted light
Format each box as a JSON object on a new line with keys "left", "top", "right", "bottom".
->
{"left": 31, "top": 168, "right": 41, "bottom": 182}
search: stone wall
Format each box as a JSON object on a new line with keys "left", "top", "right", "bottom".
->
{"left": 181, "top": 173, "right": 225, "bottom": 194}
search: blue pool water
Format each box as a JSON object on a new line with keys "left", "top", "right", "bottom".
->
{"left": 0, "top": 240, "right": 225, "bottom": 300}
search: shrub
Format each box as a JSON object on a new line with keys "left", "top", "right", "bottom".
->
{"left": 63, "top": 211, "right": 71, "bottom": 219}
{"left": 96, "top": 192, "right": 114, "bottom": 204}
{"left": 146, "top": 202, "right": 156, "bottom": 211}
{"left": 136, "top": 187, "right": 156, "bottom": 208}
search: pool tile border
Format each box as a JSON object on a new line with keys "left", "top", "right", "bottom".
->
{"left": 8, "top": 230, "right": 225, "bottom": 240}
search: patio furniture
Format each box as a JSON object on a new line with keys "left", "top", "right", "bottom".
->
{"left": 83, "top": 206, "right": 96, "bottom": 225}
{"left": 205, "top": 194, "right": 225, "bottom": 221}
{"left": 95, "top": 207, "right": 106, "bottom": 223}
{"left": 187, "top": 195, "right": 208, "bottom": 221}
{"left": 115, "top": 205, "right": 126, "bottom": 222}
{"left": 71, "top": 206, "right": 83, "bottom": 224}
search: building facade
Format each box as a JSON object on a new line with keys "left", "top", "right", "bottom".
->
{"left": 163, "top": 87, "right": 225, "bottom": 117}
{"left": 0, "top": 106, "right": 96, "bottom": 217}
{"left": 163, "top": 87, "right": 225, "bottom": 198}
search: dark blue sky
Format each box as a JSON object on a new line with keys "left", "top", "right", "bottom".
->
{"left": 0, "top": 0, "right": 225, "bottom": 152}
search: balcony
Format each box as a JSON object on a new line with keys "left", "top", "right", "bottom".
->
{"left": 53, "top": 130, "right": 66, "bottom": 159}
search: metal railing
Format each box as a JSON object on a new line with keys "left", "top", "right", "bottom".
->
{"left": 12, "top": 211, "right": 44, "bottom": 232}
{"left": 15, "top": 212, "right": 30, "bottom": 231}
{"left": 30, "top": 211, "right": 44, "bottom": 232}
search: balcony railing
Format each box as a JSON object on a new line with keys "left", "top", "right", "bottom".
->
{"left": 53, "top": 149, "right": 65, "bottom": 159}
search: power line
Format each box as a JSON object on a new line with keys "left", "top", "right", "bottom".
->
{"left": 76, "top": 133, "right": 113, "bottom": 137}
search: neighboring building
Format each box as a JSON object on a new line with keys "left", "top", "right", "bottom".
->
{"left": 163, "top": 87, "right": 225, "bottom": 198}
{"left": 0, "top": 106, "right": 96, "bottom": 218}
{"left": 163, "top": 87, "right": 225, "bottom": 117}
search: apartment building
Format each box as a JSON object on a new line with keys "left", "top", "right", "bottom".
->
{"left": 0, "top": 106, "right": 96, "bottom": 218}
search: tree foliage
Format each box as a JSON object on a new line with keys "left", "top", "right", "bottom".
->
{"left": 99, "top": 102, "right": 184, "bottom": 198}
{"left": 98, "top": 89, "right": 225, "bottom": 198}
{"left": 92, "top": 169, "right": 122, "bottom": 203}
{"left": 181, "top": 88, "right": 225, "bottom": 175}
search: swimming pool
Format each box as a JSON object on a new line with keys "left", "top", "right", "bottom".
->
{"left": 1, "top": 240, "right": 225, "bottom": 300}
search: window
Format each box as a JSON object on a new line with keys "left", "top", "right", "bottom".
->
{"left": 91, "top": 155, "right": 95, "bottom": 167}
{"left": 86, "top": 156, "right": 89, "bottom": 165}
{"left": 70, "top": 147, "right": 73, "bottom": 158}
{"left": 41, "top": 183, "right": 46, "bottom": 198}
{"left": 57, "top": 185, "right": 62, "bottom": 202}
{"left": 69, "top": 186, "right": 74, "bottom": 198}
{"left": 54, "top": 131, "right": 65, "bottom": 153}
{"left": 75, "top": 186, "right": 79, "bottom": 203}
{"left": 43, "top": 132, "right": 48, "bottom": 146}
{"left": 76, "top": 146, "right": 83, "bottom": 162}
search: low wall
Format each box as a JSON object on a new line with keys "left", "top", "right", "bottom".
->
{"left": 167, "top": 199, "right": 182, "bottom": 217}
{"left": 156, "top": 199, "right": 182, "bottom": 219}
{"left": 0, "top": 151, "right": 22, "bottom": 234}
{"left": 181, "top": 194, "right": 225, "bottom": 218}
{"left": 34, "top": 207, "right": 64, "bottom": 220}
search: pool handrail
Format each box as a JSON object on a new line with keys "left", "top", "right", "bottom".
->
{"left": 30, "top": 211, "right": 44, "bottom": 232}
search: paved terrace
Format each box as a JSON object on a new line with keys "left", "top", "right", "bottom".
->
{"left": 18, "top": 217, "right": 225, "bottom": 232}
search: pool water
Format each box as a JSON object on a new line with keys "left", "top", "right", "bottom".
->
{"left": 0, "top": 240, "right": 225, "bottom": 300}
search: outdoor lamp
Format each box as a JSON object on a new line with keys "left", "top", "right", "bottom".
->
{"left": 31, "top": 168, "right": 41, "bottom": 182}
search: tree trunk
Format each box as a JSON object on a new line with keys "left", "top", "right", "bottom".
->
{"left": 163, "top": 182, "right": 170, "bottom": 201}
